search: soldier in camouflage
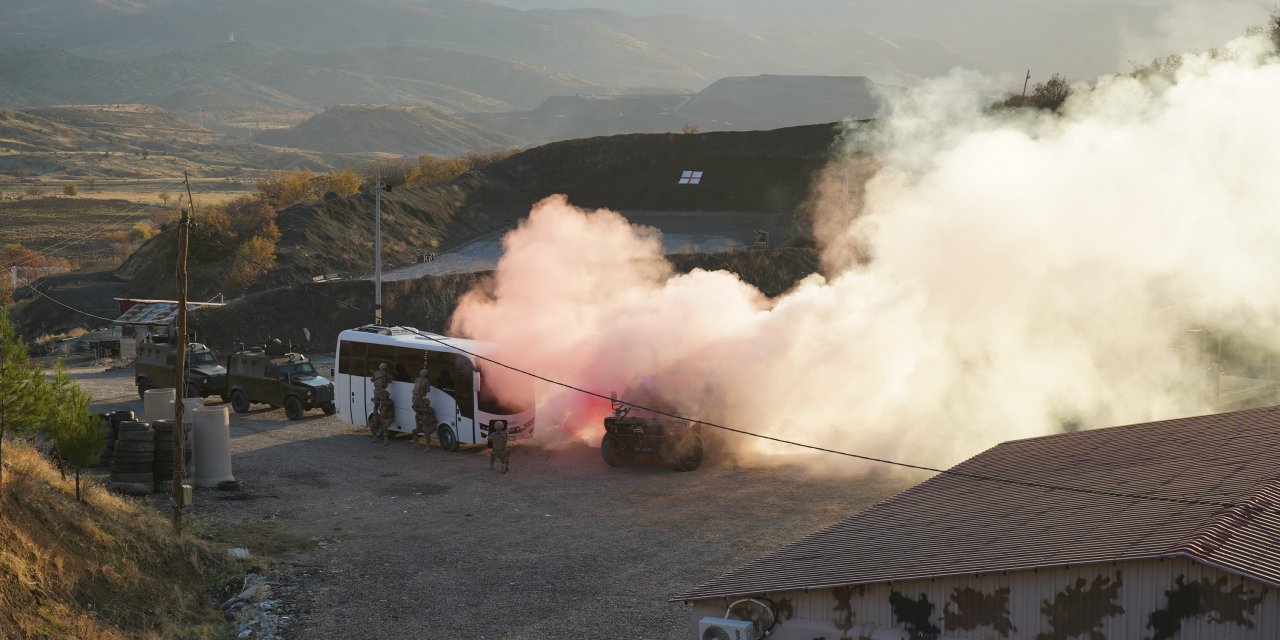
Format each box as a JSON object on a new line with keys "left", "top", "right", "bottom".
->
{"left": 411, "top": 368, "right": 437, "bottom": 450}
{"left": 371, "top": 362, "right": 393, "bottom": 443}
{"left": 488, "top": 419, "right": 510, "bottom": 473}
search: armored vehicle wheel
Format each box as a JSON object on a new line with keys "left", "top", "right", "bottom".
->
{"left": 284, "top": 396, "right": 303, "bottom": 421}
{"left": 601, "top": 433, "right": 635, "bottom": 467}
{"left": 322, "top": 403, "right": 337, "bottom": 416}
{"left": 186, "top": 383, "right": 200, "bottom": 401}
{"left": 219, "top": 393, "right": 231, "bottom": 404}
{"left": 671, "top": 434, "right": 704, "bottom": 472}
{"left": 230, "top": 390, "right": 250, "bottom": 414}
{"left": 437, "top": 424, "right": 458, "bottom": 451}
{"left": 136, "top": 380, "right": 150, "bottom": 400}
{"left": 368, "top": 412, "right": 388, "bottom": 440}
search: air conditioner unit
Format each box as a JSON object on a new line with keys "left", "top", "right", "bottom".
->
{"left": 699, "top": 616, "right": 755, "bottom": 640}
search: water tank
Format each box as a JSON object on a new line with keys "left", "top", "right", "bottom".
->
{"left": 192, "top": 405, "right": 235, "bottom": 488}
{"left": 143, "top": 388, "right": 176, "bottom": 422}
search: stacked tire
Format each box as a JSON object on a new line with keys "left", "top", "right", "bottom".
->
{"left": 150, "top": 420, "right": 191, "bottom": 491}
{"left": 95, "top": 413, "right": 114, "bottom": 467}
{"left": 109, "top": 421, "right": 154, "bottom": 495}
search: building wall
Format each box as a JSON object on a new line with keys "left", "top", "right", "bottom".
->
{"left": 688, "top": 558, "right": 1277, "bottom": 640}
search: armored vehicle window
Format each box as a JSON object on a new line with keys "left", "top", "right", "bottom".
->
{"left": 280, "top": 362, "right": 317, "bottom": 378}
{"left": 366, "top": 344, "right": 397, "bottom": 377}
{"left": 190, "top": 351, "right": 217, "bottom": 366}
{"left": 339, "top": 340, "right": 366, "bottom": 376}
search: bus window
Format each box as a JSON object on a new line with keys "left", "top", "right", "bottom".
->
{"left": 338, "top": 340, "right": 366, "bottom": 375}
{"left": 477, "top": 361, "right": 535, "bottom": 415}
{"left": 394, "top": 347, "right": 426, "bottom": 383}
{"left": 366, "top": 343, "right": 398, "bottom": 377}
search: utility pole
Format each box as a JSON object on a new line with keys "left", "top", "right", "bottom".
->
{"left": 1022, "top": 69, "right": 1032, "bottom": 98}
{"left": 374, "top": 167, "right": 383, "bottom": 325}
{"left": 173, "top": 171, "right": 194, "bottom": 533}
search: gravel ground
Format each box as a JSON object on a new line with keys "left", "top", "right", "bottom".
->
{"left": 74, "top": 363, "right": 918, "bottom": 639}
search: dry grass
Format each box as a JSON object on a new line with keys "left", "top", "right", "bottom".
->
{"left": 0, "top": 440, "right": 231, "bottom": 640}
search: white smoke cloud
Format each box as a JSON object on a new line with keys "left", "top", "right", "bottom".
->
{"left": 1121, "top": 0, "right": 1274, "bottom": 69}
{"left": 452, "top": 34, "right": 1280, "bottom": 471}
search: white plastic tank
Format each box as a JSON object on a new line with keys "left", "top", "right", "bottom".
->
{"left": 143, "top": 388, "right": 176, "bottom": 422}
{"left": 192, "top": 405, "right": 235, "bottom": 488}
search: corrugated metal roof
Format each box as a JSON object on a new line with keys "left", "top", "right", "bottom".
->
{"left": 114, "top": 301, "right": 222, "bottom": 325}
{"left": 678, "top": 405, "right": 1280, "bottom": 601}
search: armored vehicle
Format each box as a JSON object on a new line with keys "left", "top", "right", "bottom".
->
{"left": 601, "top": 390, "right": 704, "bottom": 471}
{"left": 134, "top": 341, "right": 228, "bottom": 401}
{"left": 227, "top": 340, "right": 336, "bottom": 420}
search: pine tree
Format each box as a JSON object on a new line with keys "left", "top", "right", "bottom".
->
{"left": 48, "top": 386, "right": 104, "bottom": 501}
{"left": 0, "top": 305, "right": 52, "bottom": 484}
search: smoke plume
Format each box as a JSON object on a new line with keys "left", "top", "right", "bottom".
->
{"left": 452, "top": 34, "right": 1280, "bottom": 470}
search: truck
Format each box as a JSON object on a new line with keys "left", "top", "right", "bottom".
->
{"left": 601, "top": 390, "right": 704, "bottom": 471}
{"left": 134, "top": 341, "right": 228, "bottom": 401}
{"left": 226, "top": 339, "right": 336, "bottom": 420}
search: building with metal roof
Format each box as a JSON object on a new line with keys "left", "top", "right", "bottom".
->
{"left": 680, "top": 406, "right": 1280, "bottom": 639}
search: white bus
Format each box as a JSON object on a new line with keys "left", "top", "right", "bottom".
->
{"left": 334, "top": 325, "right": 536, "bottom": 449}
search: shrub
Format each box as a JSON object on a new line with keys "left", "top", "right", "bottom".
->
{"left": 991, "top": 73, "right": 1072, "bottom": 112}
{"left": 62, "top": 183, "right": 77, "bottom": 196}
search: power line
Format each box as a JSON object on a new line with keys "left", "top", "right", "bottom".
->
{"left": 22, "top": 283, "right": 119, "bottom": 323}
{"left": 186, "top": 184, "right": 1247, "bottom": 512}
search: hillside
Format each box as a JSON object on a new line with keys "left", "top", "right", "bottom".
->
{"left": 115, "top": 123, "right": 842, "bottom": 300}
{"left": 0, "top": 441, "right": 229, "bottom": 638}
{"left": 252, "top": 105, "right": 522, "bottom": 156}
{"left": 0, "top": 104, "right": 358, "bottom": 179}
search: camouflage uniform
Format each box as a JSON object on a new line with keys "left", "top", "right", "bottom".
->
{"left": 371, "top": 363, "right": 393, "bottom": 441}
{"left": 488, "top": 420, "right": 510, "bottom": 473}
{"left": 411, "top": 368, "right": 437, "bottom": 449}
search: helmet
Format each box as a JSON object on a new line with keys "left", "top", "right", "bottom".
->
{"left": 378, "top": 363, "right": 389, "bottom": 370}
{"left": 419, "top": 368, "right": 429, "bottom": 378}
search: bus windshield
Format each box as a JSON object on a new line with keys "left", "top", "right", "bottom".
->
{"left": 477, "top": 361, "right": 534, "bottom": 416}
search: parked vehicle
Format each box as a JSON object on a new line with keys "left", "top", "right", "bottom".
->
{"left": 134, "top": 341, "right": 227, "bottom": 401}
{"left": 333, "top": 325, "right": 535, "bottom": 450}
{"left": 602, "top": 388, "right": 704, "bottom": 471}
{"left": 226, "top": 339, "right": 336, "bottom": 420}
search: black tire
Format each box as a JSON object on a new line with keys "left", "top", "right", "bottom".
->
{"left": 368, "top": 412, "right": 387, "bottom": 440}
{"left": 110, "top": 471, "right": 155, "bottom": 483}
{"left": 136, "top": 379, "right": 150, "bottom": 400}
{"left": 114, "top": 441, "right": 155, "bottom": 454}
{"left": 110, "top": 410, "right": 136, "bottom": 426}
{"left": 219, "top": 393, "right": 231, "bottom": 404}
{"left": 111, "top": 452, "right": 154, "bottom": 463}
{"left": 116, "top": 430, "right": 154, "bottom": 443}
{"left": 672, "top": 435, "right": 704, "bottom": 472}
{"left": 284, "top": 396, "right": 303, "bottom": 421}
{"left": 601, "top": 433, "right": 635, "bottom": 467}
{"left": 437, "top": 424, "right": 458, "bottom": 452}
{"left": 117, "top": 420, "right": 150, "bottom": 432}
{"left": 186, "top": 383, "right": 200, "bottom": 401}
{"left": 322, "top": 403, "right": 337, "bottom": 416}
{"left": 231, "top": 390, "right": 250, "bottom": 414}
{"left": 111, "top": 463, "right": 153, "bottom": 474}
{"left": 151, "top": 419, "right": 174, "bottom": 433}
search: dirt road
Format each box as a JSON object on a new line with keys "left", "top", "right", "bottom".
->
{"left": 76, "top": 364, "right": 917, "bottom": 639}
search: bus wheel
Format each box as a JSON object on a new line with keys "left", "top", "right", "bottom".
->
{"left": 601, "top": 433, "right": 635, "bottom": 467}
{"left": 436, "top": 424, "right": 458, "bottom": 451}
{"left": 368, "top": 413, "right": 387, "bottom": 440}
{"left": 230, "top": 390, "right": 250, "bottom": 414}
{"left": 284, "top": 396, "right": 303, "bottom": 421}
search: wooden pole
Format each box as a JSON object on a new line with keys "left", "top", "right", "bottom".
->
{"left": 1022, "top": 69, "right": 1032, "bottom": 98}
{"left": 173, "top": 172, "right": 194, "bottom": 532}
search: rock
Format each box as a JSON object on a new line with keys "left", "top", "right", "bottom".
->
{"left": 236, "top": 629, "right": 254, "bottom": 639}
{"left": 227, "top": 547, "right": 251, "bottom": 560}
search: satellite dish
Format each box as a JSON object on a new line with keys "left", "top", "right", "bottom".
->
{"left": 726, "top": 598, "right": 777, "bottom": 640}
{"left": 302, "top": 327, "right": 311, "bottom": 342}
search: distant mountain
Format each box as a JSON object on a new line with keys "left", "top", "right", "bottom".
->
{"left": 467, "top": 75, "right": 886, "bottom": 144}
{"left": 252, "top": 104, "right": 522, "bottom": 156}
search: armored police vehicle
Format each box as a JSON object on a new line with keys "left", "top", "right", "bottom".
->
{"left": 602, "top": 387, "right": 704, "bottom": 472}
{"left": 226, "top": 339, "right": 336, "bottom": 420}
{"left": 134, "top": 341, "right": 228, "bottom": 402}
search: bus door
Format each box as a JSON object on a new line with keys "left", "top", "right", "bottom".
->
{"left": 338, "top": 340, "right": 367, "bottom": 425}
{"left": 452, "top": 354, "right": 477, "bottom": 444}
